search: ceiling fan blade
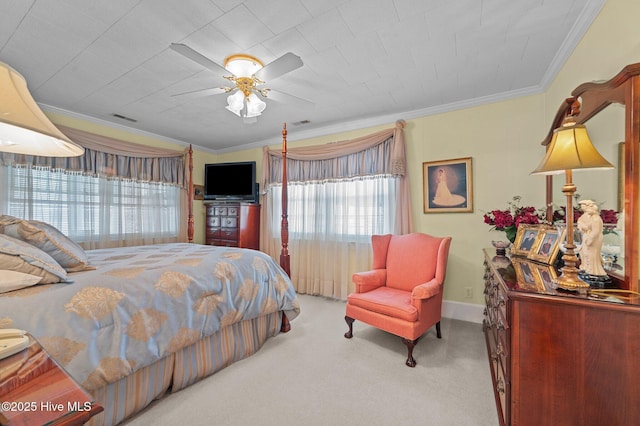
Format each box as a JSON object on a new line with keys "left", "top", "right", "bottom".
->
{"left": 254, "top": 52, "right": 303, "bottom": 81}
{"left": 170, "top": 43, "right": 229, "bottom": 76}
{"left": 172, "top": 87, "right": 228, "bottom": 100}
{"left": 265, "top": 88, "right": 313, "bottom": 106}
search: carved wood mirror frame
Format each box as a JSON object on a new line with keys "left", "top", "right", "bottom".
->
{"left": 542, "top": 63, "right": 640, "bottom": 292}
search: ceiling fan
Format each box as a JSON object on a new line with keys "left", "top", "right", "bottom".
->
{"left": 170, "top": 43, "right": 306, "bottom": 123}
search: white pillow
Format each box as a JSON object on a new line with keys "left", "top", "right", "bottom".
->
{"left": 0, "top": 270, "right": 42, "bottom": 293}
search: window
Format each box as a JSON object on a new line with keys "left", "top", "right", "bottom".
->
{"left": 1, "top": 164, "right": 180, "bottom": 244}
{"left": 269, "top": 175, "right": 397, "bottom": 241}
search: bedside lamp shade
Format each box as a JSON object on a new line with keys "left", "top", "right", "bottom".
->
{"left": 0, "top": 62, "right": 83, "bottom": 157}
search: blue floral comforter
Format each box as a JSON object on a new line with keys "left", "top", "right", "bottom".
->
{"left": 0, "top": 243, "right": 300, "bottom": 390}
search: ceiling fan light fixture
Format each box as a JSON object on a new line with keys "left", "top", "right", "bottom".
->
{"left": 245, "top": 93, "right": 266, "bottom": 118}
{"left": 171, "top": 45, "right": 305, "bottom": 123}
{"left": 223, "top": 54, "right": 263, "bottom": 78}
{"left": 225, "top": 91, "right": 244, "bottom": 116}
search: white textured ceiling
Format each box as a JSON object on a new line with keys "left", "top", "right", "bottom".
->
{"left": 0, "top": 0, "right": 605, "bottom": 152}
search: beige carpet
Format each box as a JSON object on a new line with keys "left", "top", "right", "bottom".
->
{"left": 122, "top": 294, "right": 498, "bottom": 426}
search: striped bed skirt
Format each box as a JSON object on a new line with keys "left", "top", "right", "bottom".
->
{"left": 87, "top": 311, "right": 282, "bottom": 426}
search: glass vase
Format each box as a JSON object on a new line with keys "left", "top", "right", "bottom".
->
{"left": 601, "top": 224, "right": 621, "bottom": 270}
{"left": 491, "top": 240, "right": 511, "bottom": 256}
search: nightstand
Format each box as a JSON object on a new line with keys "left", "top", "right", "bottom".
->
{"left": 0, "top": 334, "right": 103, "bottom": 425}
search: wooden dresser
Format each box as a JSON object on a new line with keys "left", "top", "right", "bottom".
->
{"left": 205, "top": 202, "right": 260, "bottom": 250}
{"left": 483, "top": 249, "right": 640, "bottom": 426}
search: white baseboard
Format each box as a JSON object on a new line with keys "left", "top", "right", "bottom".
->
{"left": 442, "top": 300, "right": 484, "bottom": 324}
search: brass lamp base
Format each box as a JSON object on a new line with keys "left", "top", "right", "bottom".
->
{"left": 551, "top": 171, "right": 590, "bottom": 294}
{"left": 554, "top": 266, "right": 590, "bottom": 292}
{"left": 578, "top": 271, "right": 614, "bottom": 289}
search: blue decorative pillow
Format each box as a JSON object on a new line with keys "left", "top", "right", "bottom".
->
{"left": 0, "top": 234, "right": 71, "bottom": 283}
{"left": 0, "top": 216, "right": 91, "bottom": 272}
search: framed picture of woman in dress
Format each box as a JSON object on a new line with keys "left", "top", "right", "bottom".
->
{"left": 528, "top": 227, "right": 564, "bottom": 265}
{"left": 422, "top": 157, "right": 473, "bottom": 213}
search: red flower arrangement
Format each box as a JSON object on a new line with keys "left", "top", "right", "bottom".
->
{"left": 552, "top": 201, "right": 619, "bottom": 233}
{"left": 483, "top": 196, "right": 546, "bottom": 243}
{"left": 600, "top": 208, "right": 620, "bottom": 225}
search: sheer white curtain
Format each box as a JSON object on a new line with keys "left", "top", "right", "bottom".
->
{"left": 261, "top": 120, "right": 412, "bottom": 299}
{"left": 0, "top": 126, "right": 188, "bottom": 249}
{"left": 1, "top": 165, "right": 181, "bottom": 248}
{"left": 264, "top": 176, "right": 398, "bottom": 298}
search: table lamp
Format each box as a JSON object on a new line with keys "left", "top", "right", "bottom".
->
{"left": 531, "top": 100, "right": 613, "bottom": 292}
{"left": 0, "top": 61, "right": 83, "bottom": 157}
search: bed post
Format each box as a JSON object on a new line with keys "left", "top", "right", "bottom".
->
{"left": 280, "top": 123, "right": 290, "bottom": 277}
{"left": 280, "top": 123, "right": 291, "bottom": 333}
{"left": 187, "top": 144, "right": 194, "bottom": 243}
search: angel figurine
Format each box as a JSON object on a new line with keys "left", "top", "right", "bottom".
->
{"left": 576, "top": 200, "right": 611, "bottom": 286}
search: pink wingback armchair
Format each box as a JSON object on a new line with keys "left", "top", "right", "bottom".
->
{"left": 344, "top": 233, "right": 452, "bottom": 367}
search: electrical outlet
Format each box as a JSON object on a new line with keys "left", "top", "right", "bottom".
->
{"left": 464, "top": 287, "right": 473, "bottom": 299}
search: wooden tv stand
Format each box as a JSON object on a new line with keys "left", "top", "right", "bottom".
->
{"left": 205, "top": 202, "right": 260, "bottom": 250}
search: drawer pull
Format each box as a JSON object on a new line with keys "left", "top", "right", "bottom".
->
{"left": 491, "top": 343, "right": 505, "bottom": 362}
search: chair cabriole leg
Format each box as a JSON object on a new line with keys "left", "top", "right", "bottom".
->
{"left": 402, "top": 337, "right": 420, "bottom": 367}
{"left": 436, "top": 321, "right": 442, "bottom": 338}
{"left": 344, "top": 316, "right": 354, "bottom": 338}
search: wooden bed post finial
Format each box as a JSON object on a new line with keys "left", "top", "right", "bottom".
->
{"left": 280, "top": 123, "right": 291, "bottom": 277}
{"left": 282, "top": 122, "right": 287, "bottom": 148}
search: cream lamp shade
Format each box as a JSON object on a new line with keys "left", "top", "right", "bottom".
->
{"left": 0, "top": 61, "right": 84, "bottom": 157}
{"left": 531, "top": 119, "right": 613, "bottom": 175}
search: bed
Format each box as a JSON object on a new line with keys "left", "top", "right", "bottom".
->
{"left": 0, "top": 124, "right": 297, "bottom": 425}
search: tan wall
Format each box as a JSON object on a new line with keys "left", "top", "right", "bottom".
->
{"left": 48, "top": 0, "right": 637, "bottom": 304}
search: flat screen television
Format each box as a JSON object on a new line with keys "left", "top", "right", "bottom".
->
{"left": 204, "top": 161, "right": 256, "bottom": 202}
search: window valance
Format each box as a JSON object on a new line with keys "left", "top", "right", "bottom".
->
{"left": 0, "top": 125, "right": 187, "bottom": 187}
{"left": 261, "top": 119, "right": 412, "bottom": 235}
{"left": 262, "top": 120, "right": 407, "bottom": 185}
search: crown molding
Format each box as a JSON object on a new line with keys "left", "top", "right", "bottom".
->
{"left": 539, "top": 0, "right": 607, "bottom": 89}
{"left": 219, "top": 84, "right": 544, "bottom": 154}
{"left": 44, "top": 84, "right": 545, "bottom": 155}
{"left": 40, "top": 103, "right": 217, "bottom": 155}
